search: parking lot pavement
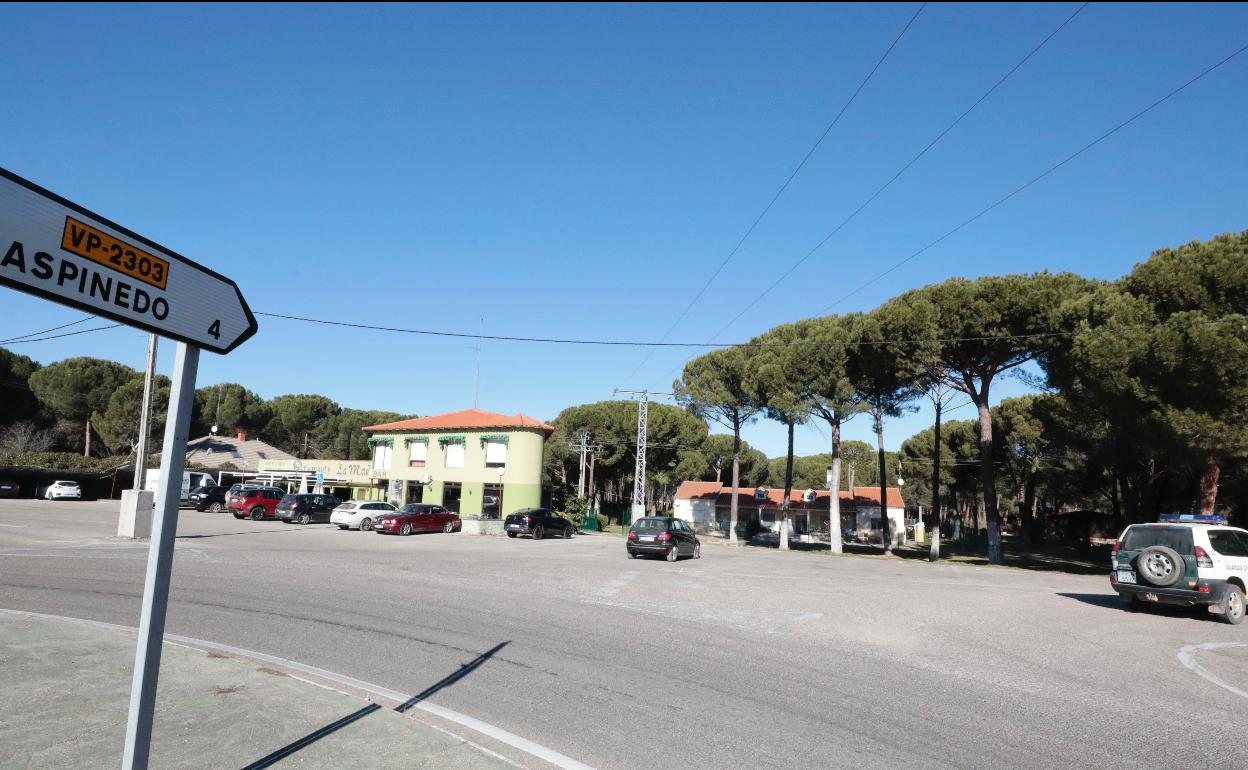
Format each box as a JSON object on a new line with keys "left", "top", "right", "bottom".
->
{"left": 0, "top": 610, "right": 519, "bottom": 770}
{"left": 3, "top": 499, "right": 1248, "bottom": 770}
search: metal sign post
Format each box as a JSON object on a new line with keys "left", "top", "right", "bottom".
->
{"left": 121, "top": 342, "right": 199, "bottom": 769}
{"left": 0, "top": 165, "right": 255, "bottom": 770}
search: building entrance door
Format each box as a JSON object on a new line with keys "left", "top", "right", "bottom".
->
{"left": 443, "top": 482, "right": 462, "bottom": 514}
{"left": 482, "top": 483, "right": 503, "bottom": 519}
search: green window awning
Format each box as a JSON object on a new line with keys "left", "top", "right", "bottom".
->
{"left": 437, "top": 435, "right": 466, "bottom": 446}
{"left": 367, "top": 437, "right": 393, "bottom": 448}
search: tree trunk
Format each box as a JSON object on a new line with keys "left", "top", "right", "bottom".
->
{"left": 875, "top": 409, "right": 891, "bottom": 555}
{"left": 84, "top": 417, "right": 91, "bottom": 458}
{"left": 976, "top": 397, "right": 1003, "bottom": 565}
{"left": 1199, "top": 457, "right": 1220, "bottom": 515}
{"left": 779, "top": 421, "right": 794, "bottom": 551}
{"left": 929, "top": 397, "right": 942, "bottom": 562}
{"left": 729, "top": 424, "right": 741, "bottom": 544}
{"left": 1020, "top": 460, "right": 1038, "bottom": 546}
{"left": 828, "top": 416, "right": 843, "bottom": 554}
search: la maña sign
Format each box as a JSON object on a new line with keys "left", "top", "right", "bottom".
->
{"left": 0, "top": 166, "right": 256, "bottom": 354}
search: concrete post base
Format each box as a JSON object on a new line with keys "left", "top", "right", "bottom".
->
{"left": 118, "top": 490, "right": 155, "bottom": 539}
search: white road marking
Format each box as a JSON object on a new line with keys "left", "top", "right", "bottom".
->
{"left": 1177, "top": 642, "right": 1248, "bottom": 700}
{"left": 0, "top": 608, "right": 595, "bottom": 770}
{"left": 593, "top": 571, "right": 639, "bottom": 599}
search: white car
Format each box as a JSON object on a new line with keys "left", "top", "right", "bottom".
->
{"left": 41, "top": 480, "right": 82, "bottom": 500}
{"left": 330, "top": 501, "right": 397, "bottom": 531}
{"left": 1111, "top": 514, "right": 1248, "bottom": 624}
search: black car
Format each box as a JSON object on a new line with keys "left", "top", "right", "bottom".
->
{"left": 504, "top": 507, "right": 575, "bottom": 539}
{"left": 627, "top": 516, "right": 701, "bottom": 561}
{"left": 189, "top": 485, "right": 227, "bottom": 512}
{"left": 276, "top": 493, "right": 341, "bottom": 524}
{"left": 0, "top": 478, "right": 19, "bottom": 498}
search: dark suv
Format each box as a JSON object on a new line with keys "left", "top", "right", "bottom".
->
{"left": 627, "top": 516, "right": 701, "bottom": 561}
{"left": 504, "top": 508, "right": 575, "bottom": 539}
{"left": 276, "top": 493, "right": 340, "bottom": 525}
{"left": 228, "top": 487, "right": 286, "bottom": 520}
{"left": 189, "top": 485, "right": 227, "bottom": 512}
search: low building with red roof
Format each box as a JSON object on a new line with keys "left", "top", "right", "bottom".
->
{"left": 673, "top": 480, "right": 905, "bottom": 543}
{"left": 361, "top": 409, "right": 554, "bottom": 517}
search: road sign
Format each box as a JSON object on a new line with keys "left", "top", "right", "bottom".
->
{"left": 0, "top": 166, "right": 257, "bottom": 354}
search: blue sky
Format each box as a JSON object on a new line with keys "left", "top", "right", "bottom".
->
{"left": 2, "top": 2, "right": 1246, "bottom": 459}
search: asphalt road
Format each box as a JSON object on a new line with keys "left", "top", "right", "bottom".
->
{"left": 3, "top": 499, "right": 1247, "bottom": 770}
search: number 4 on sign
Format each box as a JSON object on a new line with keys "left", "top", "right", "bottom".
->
{"left": 208, "top": 320, "right": 220, "bottom": 340}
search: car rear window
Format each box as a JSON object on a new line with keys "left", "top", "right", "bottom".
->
{"left": 338, "top": 502, "right": 357, "bottom": 510}
{"left": 1122, "top": 526, "right": 1194, "bottom": 554}
{"left": 632, "top": 518, "right": 670, "bottom": 533}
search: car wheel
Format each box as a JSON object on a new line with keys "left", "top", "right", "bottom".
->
{"left": 250, "top": 507, "right": 265, "bottom": 521}
{"left": 1221, "top": 585, "right": 1246, "bottom": 625}
{"left": 443, "top": 521, "right": 454, "bottom": 534}
{"left": 666, "top": 545, "right": 679, "bottom": 562}
{"left": 628, "top": 552, "right": 638, "bottom": 559}
{"left": 360, "top": 518, "right": 373, "bottom": 532}
{"left": 233, "top": 513, "right": 244, "bottom": 520}
{"left": 694, "top": 543, "right": 701, "bottom": 559}
{"left": 298, "top": 513, "right": 311, "bottom": 525}
{"left": 533, "top": 526, "right": 544, "bottom": 541}
{"left": 1136, "top": 546, "right": 1185, "bottom": 587}
{"left": 507, "top": 532, "right": 518, "bottom": 538}
{"left": 337, "top": 525, "right": 349, "bottom": 530}
{"left": 209, "top": 502, "right": 224, "bottom": 512}
{"left": 400, "top": 522, "right": 412, "bottom": 536}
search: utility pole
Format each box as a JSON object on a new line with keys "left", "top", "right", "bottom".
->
{"left": 613, "top": 389, "right": 673, "bottom": 522}
{"left": 133, "top": 334, "right": 159, "bottom": 490}
{"left": 570, "top": 428, "right": 590, "bottom": 498}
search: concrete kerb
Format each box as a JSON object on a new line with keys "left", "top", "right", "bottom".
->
{"left": 0, "top": 609, "right": 560, "bottom": 770}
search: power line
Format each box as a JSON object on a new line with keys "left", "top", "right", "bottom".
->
{"left": 1, "top": 324, "right": 123, "bottom": 345}
{"left": 820, "top": 39, "right": 1248, "bottom": 313}
{"left": 0, "top": 315, "right": 95, "bottom": 345}
{"left": 6, "top": 309, "right": 1239, "bottom": 351}
{"left": 617, "top": 2, "right": 927, "bottom": 387}
{"left": 696, "top": 2, "right": 1091, "bottom": 347}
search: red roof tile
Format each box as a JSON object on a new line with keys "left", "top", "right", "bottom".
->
{"left": 364, "top": 409, "right": 555, "bottom": 433}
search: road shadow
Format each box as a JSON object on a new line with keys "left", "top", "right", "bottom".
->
{"left": 239, "top": 641, "right": 509, "bottom": 768}
{"left": 1057, "top": 592, "right": 1218, "bottom": 622}
{"left": 1057, "top": 592, "right": 1122, "bottom": 609}
{"left": 397, "top": 641, "right": 509, "bottom": 712}
{"left": 239, "top": 703, "right": 381, "bottom": 770}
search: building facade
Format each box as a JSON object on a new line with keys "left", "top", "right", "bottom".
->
{"left": 673, "top": 481, "right": 906, "bottom": 542}
{"left": 363, "top": 409, "right": 553, "bottom": 517}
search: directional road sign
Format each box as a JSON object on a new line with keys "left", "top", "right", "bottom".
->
{"left": 0, "top": 166, "right": 257, "bottom": 353}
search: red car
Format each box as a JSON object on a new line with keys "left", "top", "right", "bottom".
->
{"left": 228, "top": 487, "right": 286, "bottom": 520}
{"left": 374, "top": 503, "right": 461, "bottom": 536}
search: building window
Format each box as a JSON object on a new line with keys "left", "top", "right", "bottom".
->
{"left": 372, "top": 444, "right": 392, "bottom": 471}
{"left": 445, "top": 442, "right": 465, "bottom": 468}
{"left": 408, "top": 441, "right": 427, "bottom": 467}
{"left": 484, "top": 439, "right": 507, "bottom": 467}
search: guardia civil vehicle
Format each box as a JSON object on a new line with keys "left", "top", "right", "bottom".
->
{"left": 1110, "top": 514, "right": 1248, "bottom": 624}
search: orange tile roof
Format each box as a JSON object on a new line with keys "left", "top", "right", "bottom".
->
{"left": 364, "top": 408, "right": 555, "bottom": 433}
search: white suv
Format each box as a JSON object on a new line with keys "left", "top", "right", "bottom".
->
{"left": 41, "top": 480, "right": 82, "bottom": 500}
{"left": 330, "top": 500, "right": 396, "bottom": 531}
{"left": 1111, "top": 515, "right": 1248, "bottom": 624}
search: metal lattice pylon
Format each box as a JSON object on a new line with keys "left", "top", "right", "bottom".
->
{"left": 613, "top": 389, "right": 672, "bottom": 521}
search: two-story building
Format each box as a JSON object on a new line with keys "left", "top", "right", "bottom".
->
{"left": 363, "top": 409, "right": 553, "bottom": 517}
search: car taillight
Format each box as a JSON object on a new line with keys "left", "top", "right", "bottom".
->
{"left": 627, "top": 531, "right": 638, "bottom": 540}
{"left": 1112, "top": 541, "right": 1120, "bottom": 556}
{"left": 1198, "top": 583, "right": 1212, "bottom": 594}
{"left": 524, "top": 516, "right": 530, "bottom": 523}
{"left": 1195, "top": 546, "right": 1213, "bottom": 568}
{"left": 291, "top": 503, "right": 300, "bottom": 511}
{"left": 657, "top": 532, "right": 671, "bottom": 542}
